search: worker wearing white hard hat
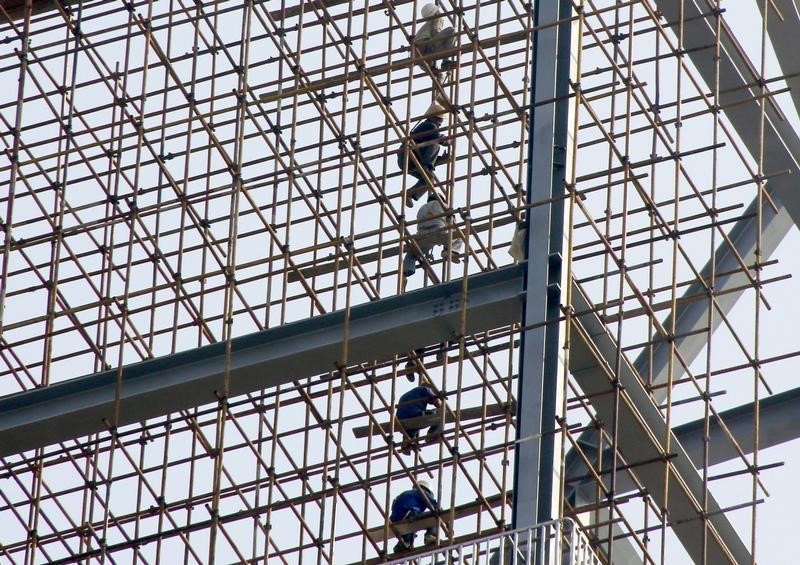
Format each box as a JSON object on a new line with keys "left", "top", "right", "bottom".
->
{"left": 389, "top": 479, "right": 441, "bottom": 552}
{"left": 412, "top": 3, "right": 456, "bottom": 73}
{"left": 421, "top": 3, "right": 439, "bottom": 18}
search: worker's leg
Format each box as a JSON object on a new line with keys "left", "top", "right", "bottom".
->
{"left": 424, "top": 522, "right": 439, "bottom": 545}
{"left": 416, "top": 42, "right": 439, "bottom": 71}
{"left": 425, "top": 407, "right": 443, "bottom": 443}
{"left": 407, "top": 166, "right": 426, "bottom": 189}
{"left": 438, "top": 226, "right": 464, "bottom": 263}
{"left": 393, "top": 508, "right": 422, "bottom": 551}
{"left": 393, "top": 531, "right": 416, "bottom": 552}
{"left": 402, "top": 249, "right": 418, "bottom": 277}
{"left": 416, "top": 30, "right": 454, "bottom": 81}
{"left": 407, "top": 144, "right": 440, "bottom": 205}
{"left": 399, "top": 148, "right": 424, "bottom": 207}
{"left": 404, "top": 347, "right": 427, "bottom": 381}
{"left": 417, "top": 230, "right": 439, "bottom": 262}
{"left": 400, "top": 427, "right": 421, "bottom": 455}
{"left": 420, "top": 227, "right": 462, "bottom": 264}
{"left": 406, "top": 166, "right": 431, "bottom": 206}
{"left": 403, "top": 230, "right": 437, "bottom": 278}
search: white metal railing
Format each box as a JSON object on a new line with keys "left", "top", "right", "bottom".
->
{"left": 387, "top": 519, "right": 602, "bottom": 565}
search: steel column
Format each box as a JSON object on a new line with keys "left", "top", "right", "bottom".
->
{"left": 512, "top": 0, "right": 573, "bottom": 528}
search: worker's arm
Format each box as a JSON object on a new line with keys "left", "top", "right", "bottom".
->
{"left": 427, "top": 387, "right": 444, "bottom": 409}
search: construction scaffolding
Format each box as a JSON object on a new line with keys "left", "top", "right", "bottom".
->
{"left": 1, "top": 0, "right": 799, "bottom": 563}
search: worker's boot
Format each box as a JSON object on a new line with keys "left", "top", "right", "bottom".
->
{"left": 424, "top": 532, "right": 438, "bottom": 546}
{"left": 435, "top": 152, "right": 450, "bottom": 166}
{"left": 400, "top": 439, "right": 414, "bottom": 455}
{"left": 442, "top": 248, "right": 462, "bottom": 264}
{"left": 393, "top": 539, "right": 412, "bottom": 553}
{"left": 425, "top": 426, "right": 443, "bottom": 444}
{"left": 405, "top": 181, "right": 427, "bottom": 207}
{"left": 404, "top": 360, "right": 417, "bottom": 382}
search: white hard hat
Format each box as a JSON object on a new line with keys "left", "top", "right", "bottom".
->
{"left": 417, "top": 479, "right": 431, "bottom": 491}
{"left": 421, "top": 3, "right": 439, "bottom": 18}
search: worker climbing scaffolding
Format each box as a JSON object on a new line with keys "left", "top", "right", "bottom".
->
{"left": 411, "top": 3, "right": 457, "bottom": 77}
{"left": 397, "top": 103, "right": 450, "bottom": 207}
{"left": 389, "top": 479, "right": 441, "bottom": 552}
{"left": 402, "top": 192, "right": 462, "bottom": 278}
{"left": 396, "top": 384, "right": 443, "bottom": 454}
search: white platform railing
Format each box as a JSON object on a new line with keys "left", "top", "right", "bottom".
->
{"left": 388, "top": 519, "right": 602, "bottom": 565}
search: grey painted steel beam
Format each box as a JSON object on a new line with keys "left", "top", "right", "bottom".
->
{"left": 0, "top": 266, "right": 524, "bottom": 458}
{"left": 675, "top": 383, "right": 800, "bottom": 468}
{"left": 642, "top": 0, "right": 800, "bottom": 401}
{"left": 513, "top": 0, "right": 573, "bottom": 528}
{"left": 639, "top": 202, "right": 793, "bottom": 403}
{"left": 568, "top": 385, "right": 800, "bottom": 510}
{"left": 570, "top": 284, "right": 751, "bottom": 565}
{"left": 759, "top": 0, "right": 800, "bottom": 137}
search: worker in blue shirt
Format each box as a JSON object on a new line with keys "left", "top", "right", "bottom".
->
{"left": 396, "top": 384, "right": 443, "bottom": 454}
{"left": 389, "top": 479, "right": 440, "bottom": 552}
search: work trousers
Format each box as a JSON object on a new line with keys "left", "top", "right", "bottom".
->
{"left": 403, "top": 225, "right": 463, "bottom": 276}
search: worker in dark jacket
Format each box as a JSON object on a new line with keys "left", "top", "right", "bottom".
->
{"left": 397, "top": 384, "right": 442, "bottom": 453}
{"left": 389, "top": 479, "right": 440, "bottom": 552}
{"left": 397, "top": 103, "right": 449, "bottom": 207}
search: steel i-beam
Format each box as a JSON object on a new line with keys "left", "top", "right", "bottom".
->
{"left": 0, "top": 266, "right": 524, "bottom": 457}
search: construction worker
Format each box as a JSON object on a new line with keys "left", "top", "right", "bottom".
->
{"left": 508, "top": 221, "right": 527, "bottom": 263}
{"left": 412, "top": 3, "right": 456, "bottom": 72}
{"left": 396, "top": 384, "right": 443, "bottom": 454}
{"left": 397, "top": 103, "right": 449, "bottom": 207}
{"left": 389, "top": 479, "right": 440, "bottom": 552}
{"left": 403, "top": 193, "right": 462, "bottom": 278}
